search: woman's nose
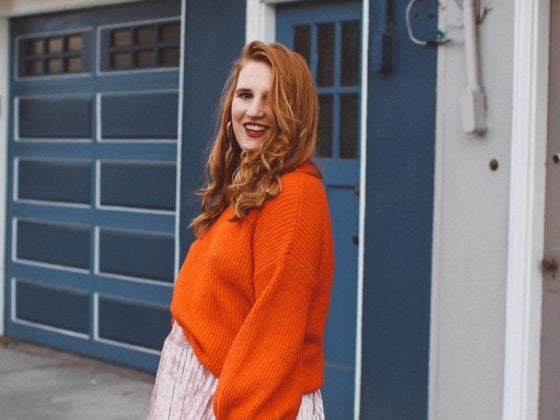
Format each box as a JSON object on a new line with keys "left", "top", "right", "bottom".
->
{"left": 246, "top": 99, "right": 265, "bottom": 117}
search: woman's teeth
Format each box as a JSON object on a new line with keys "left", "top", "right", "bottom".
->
{"left": 245, "top": 124, "right": 266, "bottom": 132}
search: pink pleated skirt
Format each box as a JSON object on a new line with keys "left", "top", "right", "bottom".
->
{"left": 148, "top": 322, "right": 325, "bottom": 419}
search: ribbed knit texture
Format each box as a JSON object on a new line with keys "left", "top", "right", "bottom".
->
{"left": 170, "top": 162, "right": 334, "bottom": 419}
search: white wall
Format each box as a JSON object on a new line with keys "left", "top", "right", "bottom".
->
{"left": 429, "top": 2, "right": 513, "bottom": 419}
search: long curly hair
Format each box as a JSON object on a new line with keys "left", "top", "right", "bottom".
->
{"left": 191, "top": 41, "right": 320, "bottom": 237}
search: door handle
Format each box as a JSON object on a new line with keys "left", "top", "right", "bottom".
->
{"left": 542, "top": 256, "right": 558, "bottom": 273}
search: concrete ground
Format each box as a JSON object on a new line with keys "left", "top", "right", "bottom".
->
{"left": 0, "top": 336, "right": 155, "bottom": 420}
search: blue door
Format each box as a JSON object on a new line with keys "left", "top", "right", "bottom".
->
{"left": 277, "top": 2, "right": 362, "bottom": 417}
{"left": 5, "top": 0, "right": 181, "bottom": 371}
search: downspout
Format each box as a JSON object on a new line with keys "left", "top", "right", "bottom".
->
{"left": 462, "top": 0, "right": 487, "bottom": 134}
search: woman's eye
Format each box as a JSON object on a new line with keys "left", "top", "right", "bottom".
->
{"left": 236, "top": 91, "right": 252, "bottom": 99}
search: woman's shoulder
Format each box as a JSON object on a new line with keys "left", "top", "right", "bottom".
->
{"left": 266, "top": 162, "right": 328, "bottom": 211}
{"left": 254, "top": 162, "right": 331, "bottom": 249}
{"left": 281, "top": 162, "right": 324, "bottom": 193}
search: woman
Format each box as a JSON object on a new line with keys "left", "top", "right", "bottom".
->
{"left": 148, "top": 41, "right": 334, "bottom": 419}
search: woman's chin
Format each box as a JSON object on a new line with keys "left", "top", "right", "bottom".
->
{"left": 236, "top": 139, "right": 261, "bottom": 151}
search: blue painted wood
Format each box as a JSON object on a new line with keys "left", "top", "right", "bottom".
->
{"left": 179, "top": 0, "right": 246, "bottom": 258}
{"left": 18, "top": 159, "right": 92, "bottom": 204}
{"left": 277, "top": 2, "right": 361, "bottom": 418}
{"left": 18, "top": 96, "right": 92, "bottom": 138}
{"left": 17, "top": 220, "right": 90, "bottom": 269}
{"left": 361, "top": 0, "right": 437, "bottom": 418}
{"left": 100, "top": 161, "right": 176, "bottom": 211}
{"left": 100, "top": 92, "right": 179, "bottom": 139}
{"left": 372, "top": 0, "right": 393, "bottom": 72}
{"left": 98, "top": 295, "right": 170, "bottom": 350}
{"left": 98, "top": 228, "right": 175, "bottom": 283}
{"left": 11, "top": 142, "right": 178, "bottom": 162}
{"left": 8, "top": 320, "right": 163, "bottom": 371}
{"left": 6, "top": 0, "right": 181, "bottom": 372}
{"left": 10, "top": 263, "right": 173, "bottom": 304}
{"left": 16, "top": 280, "right": 89, "bottom": 334}
{"left": 12, "top": 202, "right": 176, "bottom": 235}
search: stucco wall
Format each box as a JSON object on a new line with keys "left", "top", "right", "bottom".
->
{"left": 429, "top": 2, "right": 513, "bottom": 419}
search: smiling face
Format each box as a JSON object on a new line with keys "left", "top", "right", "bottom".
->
{"left": 231, "top": 60, "right": 275, "bottom": 151}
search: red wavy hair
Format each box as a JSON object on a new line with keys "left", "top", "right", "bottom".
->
{"left": 191, "top": 41, "right": 320, "bottom": 237}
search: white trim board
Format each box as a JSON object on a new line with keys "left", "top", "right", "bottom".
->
{"left": 246, "top": 0, "right": 275, "bottom": 42}
{"left": 428, "top": 2, "right": 450, "bottom": 418}
{"left": 175, "top": 0, "right": 186, "bottom": 278}
{"left": 354, "top": 1, "right": 369, "bottom": 418}
{"left": 502, "top": 0, "right": 550, "bottom": 419}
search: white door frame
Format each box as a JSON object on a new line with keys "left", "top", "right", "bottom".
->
{"left": 245, "top": 1, "right": 369, "bottom": 418}
{"left": 502, "top": 0, "right": 550, "bottom": 419}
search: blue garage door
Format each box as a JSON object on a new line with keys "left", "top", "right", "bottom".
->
{"left": 5, "top": 0, "right": 181, "bottom": 371}
{"left": 277, "top": 2, "right": 361, "bottom": 417}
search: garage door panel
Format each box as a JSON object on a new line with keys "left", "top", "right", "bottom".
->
{"left": 98, "top": 228, "right": 175, "bottom": 283}
{"left": 99, "top": 91, "right": 179, "bottom": 140}
{"left": 97, "top": 294, "right": 170, "bottom": 351}
{"left": 16, "top": 219, "right": 90, "bottom": 270}
{"left": 99, "top": 161, "right": 176, "bottom": 211}
{"left": 15, "top": 279, "right": 90, "bottom": 335}
{"left": 17, "top": 95, "right": 92, "bottom": 140}
{"left": 17, "top": 158, "right": 92, "bottom": 205}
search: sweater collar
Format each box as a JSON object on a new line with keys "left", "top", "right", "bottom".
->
{"left": 293, "top": 161, "right": 322, "bottom": 179}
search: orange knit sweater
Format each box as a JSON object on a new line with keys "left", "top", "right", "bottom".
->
{"left": 170, "top": 162, "right": 334, "bottom": 419}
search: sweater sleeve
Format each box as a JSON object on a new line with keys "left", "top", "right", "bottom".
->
{"left": 212, "top": 174, "right": 329, "bottom": 419}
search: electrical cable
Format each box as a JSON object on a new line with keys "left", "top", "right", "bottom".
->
{"left": 406, "top": 0, "right": 449, "bottom": 46}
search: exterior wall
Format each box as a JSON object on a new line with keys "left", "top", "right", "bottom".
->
{"left": 429, "top": 2, "right": 513, "bottom": 419}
